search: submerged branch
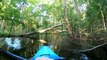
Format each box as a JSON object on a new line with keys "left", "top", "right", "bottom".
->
{"left": 79, "top": 42, "right": 107, "bottom": 52}
{"left": 64, "top": 42, "right": 107, "bottom": 53}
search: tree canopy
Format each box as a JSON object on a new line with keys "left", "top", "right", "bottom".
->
{"left": 0, "top": 0, "right": 107, "bottom": 39}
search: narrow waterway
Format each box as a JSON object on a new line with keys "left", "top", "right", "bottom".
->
{"left": 0, "top": 33, "right": 107, "bottom": 60}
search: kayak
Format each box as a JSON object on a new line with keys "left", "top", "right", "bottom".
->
{"left": 0, "top": 46, "right": 65, "bottom": 60}
{"left": 31, "top": 46, "right": 65, "bottom": 60}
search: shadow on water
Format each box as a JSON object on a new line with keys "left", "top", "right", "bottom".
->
{"left": 0, "top": 33, "right": 107, "bottom": 60}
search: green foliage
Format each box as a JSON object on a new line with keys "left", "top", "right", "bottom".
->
{"left": 85, "top": 0, "right": 107, "bottom": 32}
{"left": 0, "top": 0, "right": 107, "bottom": 36}
{"left": 0, "top": 30, "right": 9, "bottom": 36}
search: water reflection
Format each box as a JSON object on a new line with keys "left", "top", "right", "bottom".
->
{"left": 1, "top": 37, "right": 39, "bottom": 60}
{"left": 0, "top": 33, "right": 106, "bottom": 60}
{"left": 80, "top": 53, "right": 88, "bottom": 60}
{"left": 5, "top": 38, "right": 21, "bottom": 50}
{"left": 1, "top": 33, "right": 89, "bottom": 60}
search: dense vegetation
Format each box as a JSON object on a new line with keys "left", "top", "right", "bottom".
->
{"left": 0, "top": 0, "right": 107, "bottom": 48}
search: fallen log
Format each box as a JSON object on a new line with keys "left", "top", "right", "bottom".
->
{"left": 0, "top": 31, "right": 39, "bottom": 40}
{"left": 38, "top": 23, "right": 65, "bottom": 33}
{"left": 0, "top": 23, "right": 65, "bottom": 38}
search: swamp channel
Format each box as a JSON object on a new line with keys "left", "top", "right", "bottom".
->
{"left": 0, "top": 33, "right": 107, "bottom": 60}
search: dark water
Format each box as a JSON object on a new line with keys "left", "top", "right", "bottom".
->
{"left": 0, "top": 37, "right": 38, "bottom": 60}
{"left": 0, "top": 33, "right": 107, "bottom": 60}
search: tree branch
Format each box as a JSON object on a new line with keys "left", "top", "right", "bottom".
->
{"left": 64, "top": 0, "right": 72, "bottom": 35}
{"left": 38, "top": 23, "right": 65, "bottom": 33}
{"left": 79, "top": 42, "right": 107, "bottom": 52}
{"left": 63, "top": 42, "right": 107, "bottom": 53}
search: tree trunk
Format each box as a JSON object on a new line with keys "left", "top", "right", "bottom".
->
{"left": 0, "top": 20, "right": 5, "bottom": 31}
{"left": 73, "top": 0, "right": 82, "bottom": 39}
{"left": 63, "top": 0, "right": 72, "bottom": 35}
{"left": 100, "top": 6, "right": 107, "bottom": 31}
